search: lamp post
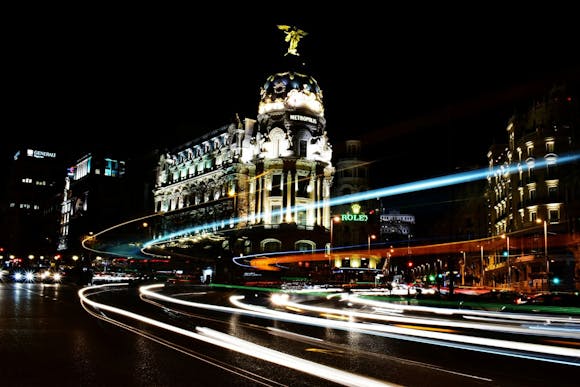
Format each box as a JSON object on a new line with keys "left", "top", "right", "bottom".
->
{"left": 367, "top": 234, "right": 376, "bottom": 254}
{"left": 536, "top": 219, "right": 548, "bottom": 274}
{"left": 480, "top": 245, "right": 484, "bottom": 287}
{"left": 460, "top": 251, "right": 466, "bottom": 286}
{"left": 329, "top": 215, "right": 340, "bottom": 268}
{"left": 536, "top": 218, "right": 549, "bottom": 290}
{"left": 502, "top": 234, "right": 510, "bottom": 288}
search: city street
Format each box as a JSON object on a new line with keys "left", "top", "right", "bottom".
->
{"left": 1, "top": 281, "right": 578, "bottom": 386}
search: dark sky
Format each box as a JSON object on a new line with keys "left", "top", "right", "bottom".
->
{"left": 4, "top": 6, "right": 580, "bottom": 187}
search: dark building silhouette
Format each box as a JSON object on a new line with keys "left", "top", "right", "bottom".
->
{"left": 0, "top": 147, "right": 63, "bottom": 268}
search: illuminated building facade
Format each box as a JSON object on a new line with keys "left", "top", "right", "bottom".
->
{"left": 57, "top": 152, "right": 128, "bottom": 262}
{"left": 0, "top": 147, "right": 62, "bottom": 267}
{"left": 380, "top": 209, "right": 415, "bottom": 242}
{"left": 151, "top": 49, "right": 334, "bottom": 281}
{"left": 485, "top": 83, "right": 579, "bottom": 290}
{"left": 329, "top": 140, "right": 381, "bottom": 274}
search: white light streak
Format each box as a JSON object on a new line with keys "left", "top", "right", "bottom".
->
{"left": 79, "top": 283, "right": 400, "bottom": 386}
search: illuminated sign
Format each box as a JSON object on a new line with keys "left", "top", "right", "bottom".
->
{"left": 340, "top": 203, "right": 368, "bottom": 222}
{"left": 27, "top": 149, "right": 56, "bottom": 159}
{"left": 289, "top": 114, "right": 317, "bottom": 124}
{"left": 341, "top": 213, "right": 368, "bottom": 222}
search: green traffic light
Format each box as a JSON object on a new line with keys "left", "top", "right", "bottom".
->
{"left": 552, "top": 277, "right": 560, "bottom": 285}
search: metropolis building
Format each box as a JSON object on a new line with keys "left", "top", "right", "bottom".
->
{"left": 149, "top": 29, "right": 334, "bottom": 281}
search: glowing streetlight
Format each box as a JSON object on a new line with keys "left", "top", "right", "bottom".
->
{"left": 328, "top": 216, "right": 340, "bottom": 268}
{"left": 502, "top": 234, "right": 510, "bottom": 288}
{"left": 460, "top": 251, "right": 466, "bottom": 285}
{"left": 367, "top": 234, "right": 376, "bottom": 254}
{"left": 479, "top": 245, "right": 484, "bottom": 287}
{"left": 329, "top": 216, "right": 340, "bottom": 250}
{"left": 536, "top": 219, "right": 548, "bottom": 275}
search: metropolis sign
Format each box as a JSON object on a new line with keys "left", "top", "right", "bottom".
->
{"left": 289, "top": 114, "right": 317, "bottom": 124}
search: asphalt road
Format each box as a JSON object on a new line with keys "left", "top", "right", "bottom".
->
{"left": 0, "top": 282, "right": 277, "bottom": 386}
{"left": 1, "top": 281, "right": 578, "bottom": 386}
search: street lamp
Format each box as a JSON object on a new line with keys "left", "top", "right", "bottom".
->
{"left": 460, "top": 251, "right": 466, "bottom": 285}
{"left": 480, "top": 245, "right": 484, "bottom": 287}
{"left": 329, "top": 216, "right": 340, "bottom": 249}
{"left": 329, "top": 215, "right": 340, "bottom": 267}
{"left": 536, "top": 219, "right": 548, "bottom": 275}
{"left": 502, "top": 234, "right": 510, "bottom": 288}
{"left": 367, "top": 234, "right": 376, "bottom": 254}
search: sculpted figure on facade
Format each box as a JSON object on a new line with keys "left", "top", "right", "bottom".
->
{"left": 286, "top": 128, "right": 294, "bottom": 150}
{"left": 277, "top": 25, "right": 308, "bottom": 56}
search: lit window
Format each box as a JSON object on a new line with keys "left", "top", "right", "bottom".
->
{"left": 527, "top": 144, "right": 534, "bottom": 157}
{"left": 548, "top": 186, "right": 558, "bottom": 201}
{"left": 271, "top": 205, "right": 282, "bottom": 224}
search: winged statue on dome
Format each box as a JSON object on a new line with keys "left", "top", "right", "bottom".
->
{"left": 277, "top": 25, "right": 308, "bottom": 56}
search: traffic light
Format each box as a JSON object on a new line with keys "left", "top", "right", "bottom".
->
{"left": 407, "top": 261, "right": 413, "bottom": 268}
{"left": 502, "top": 250, "right": 508, "bottom": 257}
{"left": 552, "top": 277, "right": 560, "bottom": 285}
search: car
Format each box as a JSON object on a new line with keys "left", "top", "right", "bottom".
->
{"left": 10, "top": 269, "right": 37, "bottom": 283}
{"left": 525, "top": 292, "right": 580, "bottom": 307}
{"left": 452, "top": 290, "right": 529, "bottom": 311}
{"left": 38, "top": 269, "right": 64, "bottom": 283}
{"left": 475, "top": 290, "right": 528, "bottom": 305}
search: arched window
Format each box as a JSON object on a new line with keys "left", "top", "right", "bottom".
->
{"left": 295, "top": 240, "right": 315, "bottom": 252}
{"left": 261, "top": 238, "right": 281, "bottom": 253}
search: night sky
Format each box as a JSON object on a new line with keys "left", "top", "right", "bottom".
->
{"left": 4, "top": 6, "right": 579, "bottom": 190}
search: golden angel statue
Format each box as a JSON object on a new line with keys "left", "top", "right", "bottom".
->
{"left": 277, "top": 25, "right": 308, "bottom": 56}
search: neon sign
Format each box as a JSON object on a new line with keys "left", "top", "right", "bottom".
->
{"left": 341, "top": 213, "right": 368, "bottom": 222}
{"left": 340, "top": 203, "right": 368, "bottom": 222}
{"left": 27, "top": 149, "right": 56, "bottom": 159}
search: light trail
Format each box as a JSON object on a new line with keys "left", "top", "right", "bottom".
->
{"left": 78, "top": 285, "right": 281, "bottom": 386}
{"left": 137, "top": 284, "right": 580, "bottom": 365}
{"left": 143, "top": 151, "right": 580, "bottom": 248}
{"left": 345, "top": 292, "right": 580, "bottom": 326}
{"left": 279, "top": 293, "right": 580, "bottom": 339}
{"left": 78, "top": 283, "right": 399, "bottom": 387}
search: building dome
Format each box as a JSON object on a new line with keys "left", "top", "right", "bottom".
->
{"left": 258, "top": 71, "right": 324, "bottom": 116}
